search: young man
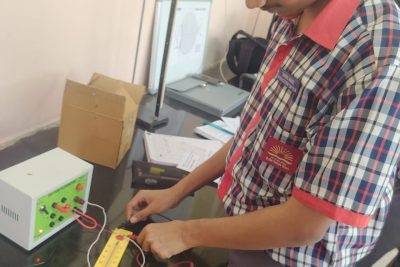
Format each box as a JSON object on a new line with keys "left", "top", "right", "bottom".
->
{"left": 126, "top": 0, "right": 400, "bottom": 265}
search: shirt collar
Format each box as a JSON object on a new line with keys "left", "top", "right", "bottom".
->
{"left": 303, "top": 0, "right": 361, "bottom": 50}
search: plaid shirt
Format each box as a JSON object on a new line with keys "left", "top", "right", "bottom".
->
{"left": 218, "top": 0, "right": 400, "bottom": 266}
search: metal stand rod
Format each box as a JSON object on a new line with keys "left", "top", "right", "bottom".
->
{"left": 154, "top": 0, "right": 178, "bottom": 119}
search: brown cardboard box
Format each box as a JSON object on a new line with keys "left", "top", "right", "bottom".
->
{"left": 58, "top": 73, "right": 145, "bottom": 169}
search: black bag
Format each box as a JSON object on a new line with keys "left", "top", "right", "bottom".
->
{"left": 226, "top": 30, "right": 268, "bottom": 76}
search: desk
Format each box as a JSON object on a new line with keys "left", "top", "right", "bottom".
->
{"left": 0, "top": 95, "right": 229, "bottom": 267}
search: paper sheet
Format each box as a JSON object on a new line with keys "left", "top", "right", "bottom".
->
{"left": 143, "top": 131, "right": 222, "bottom": 171}
{"left": 194, "top": 116, "right": 240, "bottom": 143}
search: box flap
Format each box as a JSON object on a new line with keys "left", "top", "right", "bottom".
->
{"left": 117, "top": 111, "right": 137, "bottom": 163}
{"left": 59, "top": 73, "right": 145, "bottom": 169}
{"left": 115, "top": 88, "right": 136, "bottom": 119}
{"left": 64, "top": 80, "right": 126, "bottom": 120}
{"left": 89, "top": 73, "right": 145, "bottom": 104}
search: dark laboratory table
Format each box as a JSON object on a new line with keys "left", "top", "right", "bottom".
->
{"left": 0, "top": 95, "right": 230, "bottom": 267}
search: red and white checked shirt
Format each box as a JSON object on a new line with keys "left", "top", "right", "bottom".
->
{"left": 218, "top": 0, "right": 400, "bottom": 266}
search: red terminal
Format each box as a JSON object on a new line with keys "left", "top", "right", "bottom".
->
{"left": 76, "top": 183, "right": 84, "bottom": 191}
{"left": 74, "top": 196, "right": 85, "bottom": 205}
{"left": 55, "top": 204, "right": 69, "bottom": 214}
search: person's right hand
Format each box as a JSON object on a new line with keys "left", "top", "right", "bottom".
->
{"left": 125, "top": 187, "right": 182, "bottom": 224}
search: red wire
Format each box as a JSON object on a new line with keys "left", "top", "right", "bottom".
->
{"left": 168, "top": 261, "right": 195, "bottom": 267}
{"left": 54, "top": 204, "right": 97, "bottom": 230}
{"left": 72, "top": 208, "right": 98, "bottom": 229}
{"left": 58, "top": 203, "right": 150, "bottom": 266}
{"left": 136, "top": 253, "right": 143, "bottom": 266}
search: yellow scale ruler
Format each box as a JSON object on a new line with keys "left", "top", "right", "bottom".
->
{"left": 95, "top": 228, "right": 133, "bottom": 267}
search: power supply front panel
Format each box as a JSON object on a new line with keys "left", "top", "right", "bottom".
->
{"left": 0, "top": 148, "right": 93, "bottom": 250}
{"left": 34, "top": 173, "right": 89, "bottom": 241}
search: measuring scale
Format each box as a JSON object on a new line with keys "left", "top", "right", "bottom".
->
{"left": 95, "top": 228, "right": 134, "bottom": 267}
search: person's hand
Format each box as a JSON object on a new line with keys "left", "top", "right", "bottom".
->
{"left": 125, "top": 188, "right": 181, "bottom": 224}
{"left": 137, "top": 221, "right": 192, "bottom": 259}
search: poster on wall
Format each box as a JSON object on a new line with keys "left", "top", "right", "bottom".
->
{"left": 148, "top": 0, "right": 212, "bottom": 94}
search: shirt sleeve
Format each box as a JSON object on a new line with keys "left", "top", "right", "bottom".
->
{"left": 293, "top": 65, "right": 400, "bottom": 228}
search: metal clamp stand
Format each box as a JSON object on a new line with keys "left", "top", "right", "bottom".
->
{"left": 137, "top": 0, "right": 178, "bottom": 130}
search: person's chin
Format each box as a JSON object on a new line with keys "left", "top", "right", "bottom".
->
{"left": 261, "top": 4, "right": 279, "bottom": 12}
{"left": 264, "top": 7, "right": 301, "bottom": 19}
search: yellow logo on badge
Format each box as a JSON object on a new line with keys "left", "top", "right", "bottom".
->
{"left": 268, "top": 145, "right": 293, "bottom": 165}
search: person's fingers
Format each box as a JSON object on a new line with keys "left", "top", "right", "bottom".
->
{"left": 125, "top": 192, "right": 148, "bottom": 221}
{"left": 137, "top": 228, "right": 150, "bottom": 252}
{"left": 145, "top": 237, "right": 171, "bottom": 260}
{"left": 129, "top": 206, "right": 155, "bottom": 224}
{"left": 140, "top": 239, "right": 150, "bottom": 253}
{"left": 153, "top": 247, "right": 171, "bottom": 260}
{"left": 125, "top": 198, "right": 140, "bottom": 221}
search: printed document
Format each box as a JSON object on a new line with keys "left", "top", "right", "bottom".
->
{"left": 143, "top": 131, "right": 222, "bottom": 172}
{"left": 194, "top": 116, "right": 240, "bottom": 143}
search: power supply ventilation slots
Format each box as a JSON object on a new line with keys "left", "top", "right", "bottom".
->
{"left": 1, "top": 204, "right": 19, "bottom": 222}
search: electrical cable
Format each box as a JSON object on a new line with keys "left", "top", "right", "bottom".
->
{"left": 78, "top": 204, "right": 146, "bottom": 267}
{"left": 22, "top": 262, "right": 46, "bottom": 267}
{"left": 54, "top": 204, "right": 97, "bottom": 230}
{"left": 132, "top": 0, "right": 146, "bottom": 83}
{"left": 154, "top": 213, "right": 173, "bottom": 222}
{"left": 85, "top": 201, "right": 107, "bottom": 267}
{"left": 251, "top": 9, "right": 261, "bottom": 36}
{"left": 72, "top": 208, "right": 98, "bottom": 229}
{"left": 131, "top": 238, "right": 146, "bottom": 267}
{"left": 36, "top": 200, "right": 147, "bottom": 267}
{"left": 219, "top": 50, "right": 229, "bottom": 83}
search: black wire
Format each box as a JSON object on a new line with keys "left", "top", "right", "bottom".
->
{"left": 154, "top": 213, "right": 173, "bottom": 222}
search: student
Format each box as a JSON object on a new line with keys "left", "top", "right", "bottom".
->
{"left": 126, "top": 0, "right": 400, "bottom": 266}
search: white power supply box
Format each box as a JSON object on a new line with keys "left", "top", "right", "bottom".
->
{"left": 0, "top": 148, "right": 93, "bottom": 250}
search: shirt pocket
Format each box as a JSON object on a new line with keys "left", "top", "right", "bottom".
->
{"left": 251, "top": 118, "right": 308, "bottom": 196}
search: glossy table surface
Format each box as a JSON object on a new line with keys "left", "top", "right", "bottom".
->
{"left": 2, "top": 93, "right": 397, "bottom": 267}
{"left": 0, "top": 95, "right": 229, "bottom": 267}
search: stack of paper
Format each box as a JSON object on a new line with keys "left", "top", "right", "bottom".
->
{"left": 143, "top": 131, "right": 223, "bottom": 172}
{"left": 194, "top": 117, "right": 240, "bottom": 143}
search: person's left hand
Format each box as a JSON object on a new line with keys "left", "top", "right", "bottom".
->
{"left": 136, "top": 220, "right": 192, "bottom": 259}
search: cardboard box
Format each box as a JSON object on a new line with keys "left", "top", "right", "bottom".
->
{"left": 58, "top": 73, "right": 145, "bottom": 169}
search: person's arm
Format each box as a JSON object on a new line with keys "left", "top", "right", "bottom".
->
{"left": 137, "top": 196, "right": 333, "bottom": 259}
{"left": 125, "top": 139, "right": 232, "bottom": 223}
{"left": 173, "top": 139, "right": 233, "bottom": 199}
{"left": 185, "top": 197, "right": 332, "bottom": 249}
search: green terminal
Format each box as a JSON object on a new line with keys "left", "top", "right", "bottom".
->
{"left": 34, "top": 174, "right": 87, "bottom": 241}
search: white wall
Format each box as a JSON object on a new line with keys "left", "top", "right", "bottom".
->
{"left": 0, "top": 0, "right": 271, "bottom": 146}
{"left": 133, "top": 0, "right": 272, "bottom": 85}
{"left": 0, "top": 0, "right": 142, "bottom": 145}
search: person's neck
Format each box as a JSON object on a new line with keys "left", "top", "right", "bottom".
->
{"left": 296, "top": 0, "right": 330, "bottom": 34}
